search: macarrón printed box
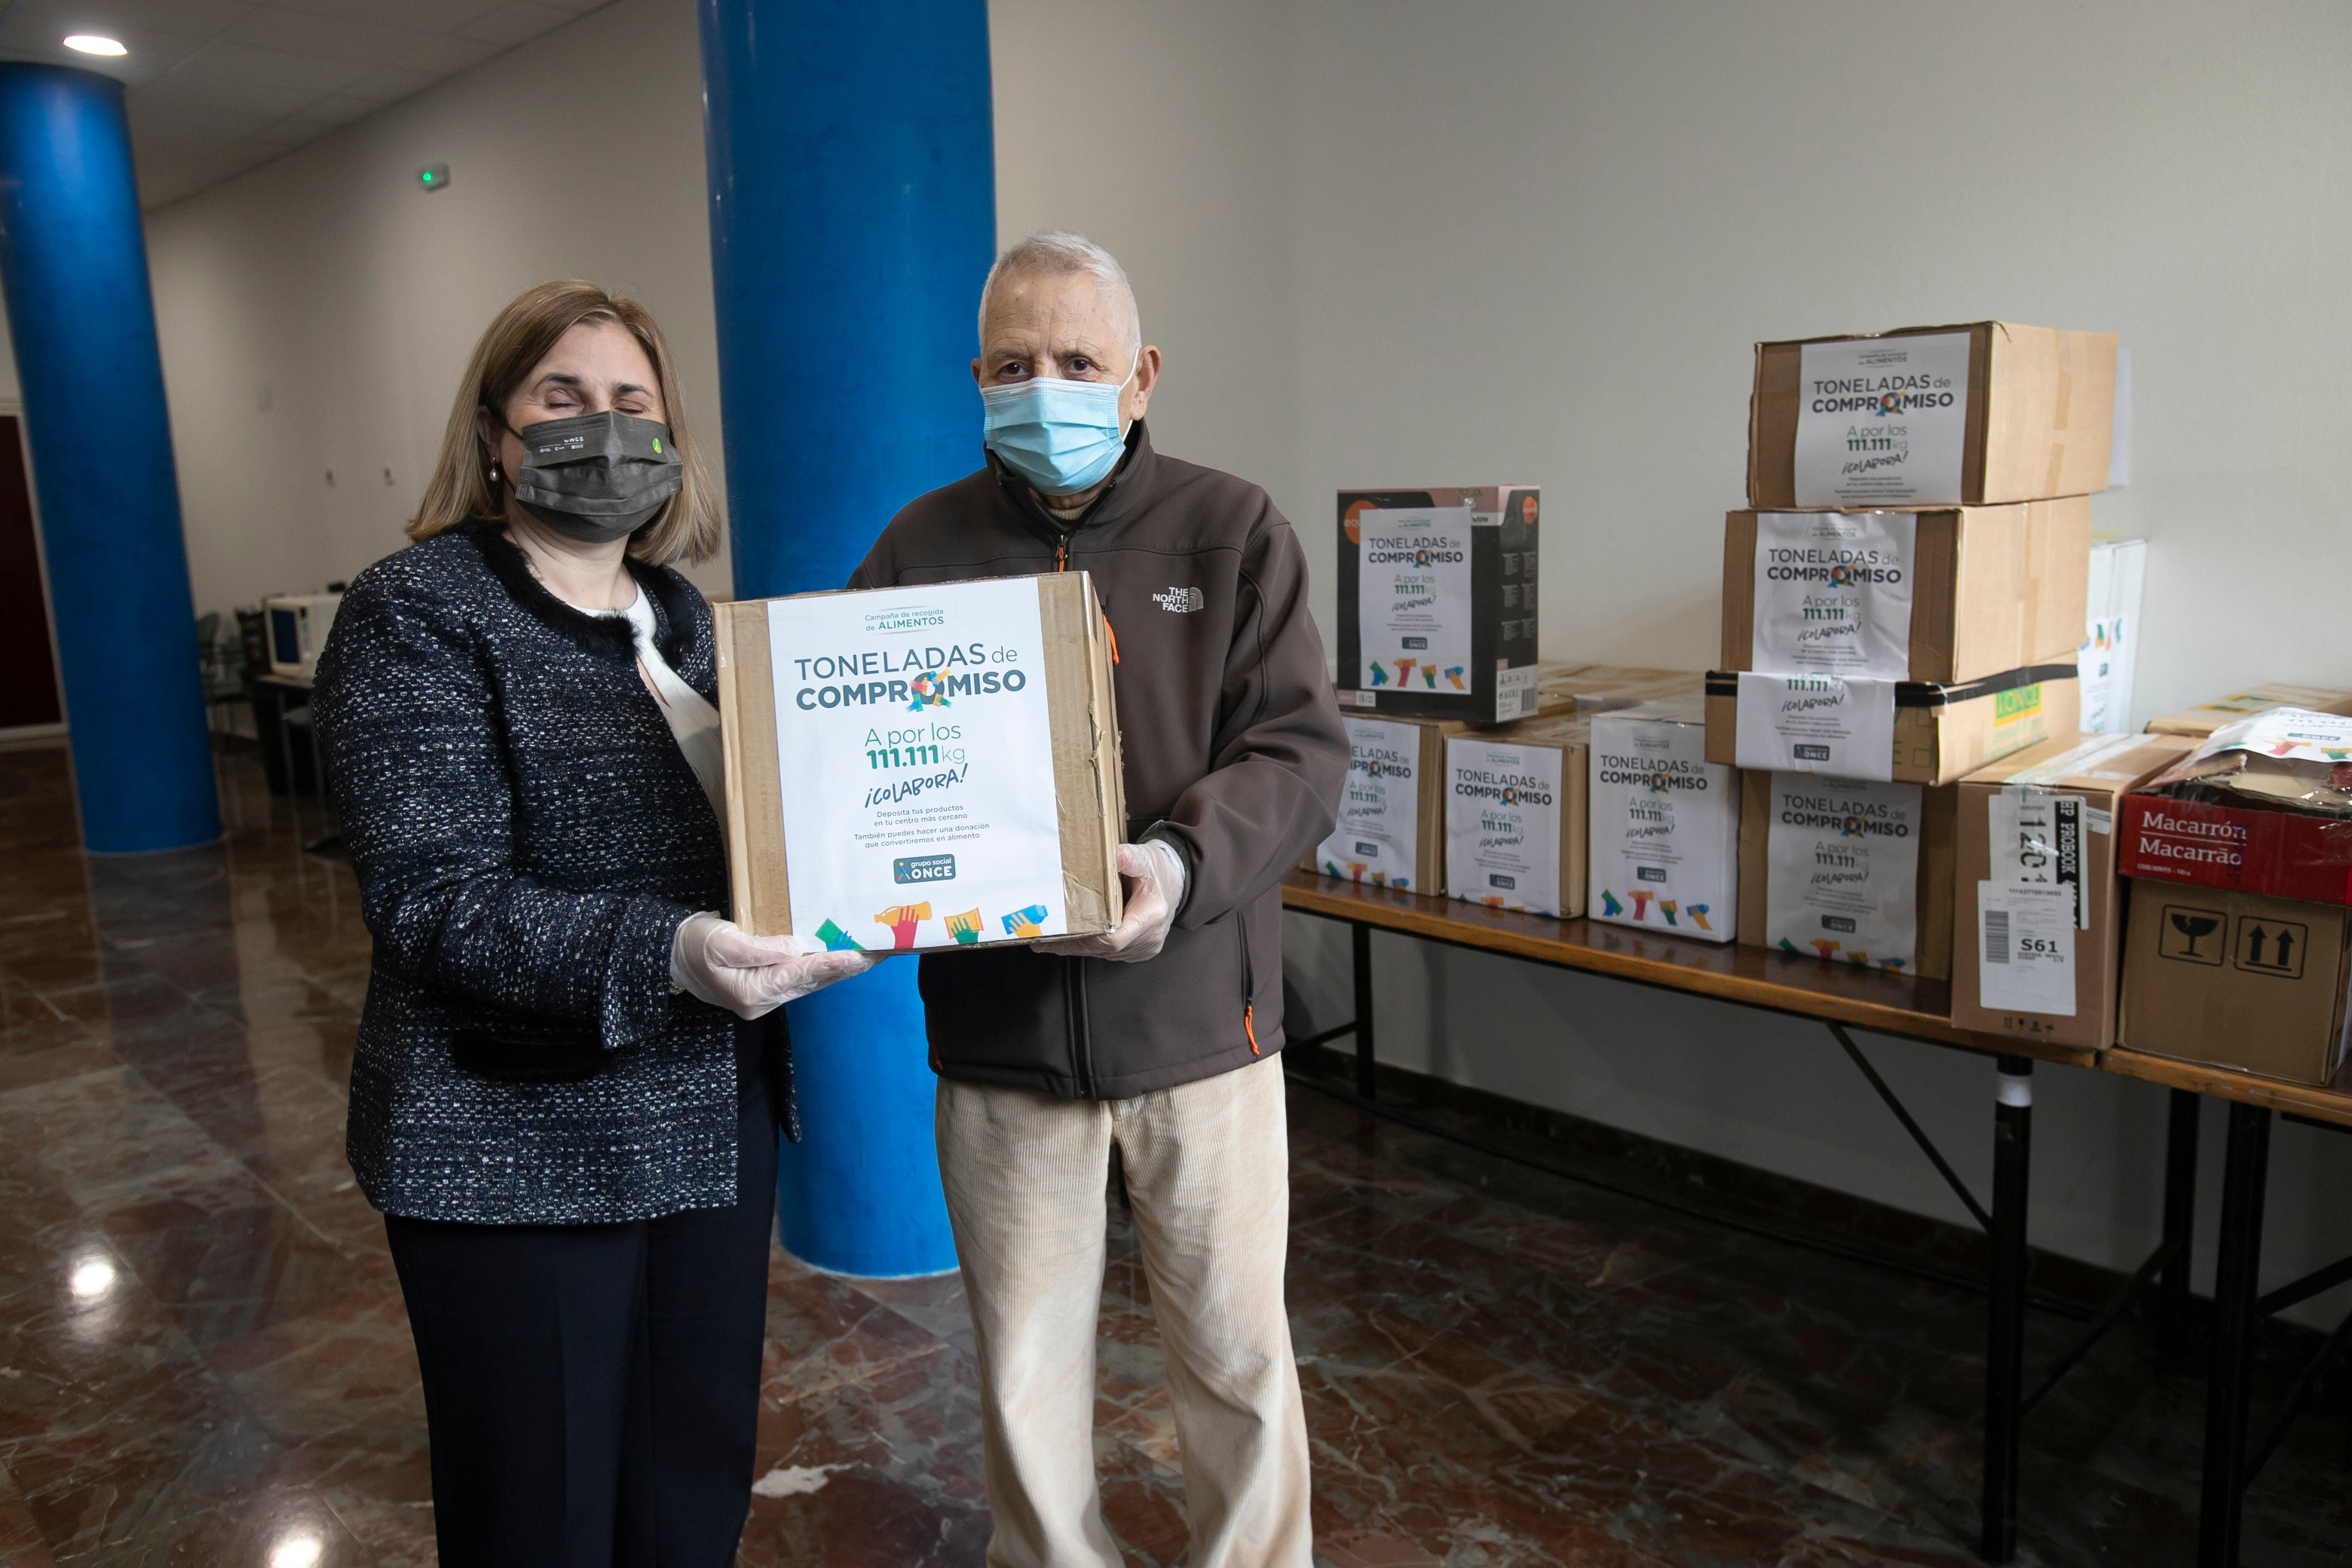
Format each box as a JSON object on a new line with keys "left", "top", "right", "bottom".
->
{"left": 712, "top": 574, "right": 1125, "bottom": 951}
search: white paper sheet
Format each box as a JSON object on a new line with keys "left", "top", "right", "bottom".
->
{"left": 1734, "top": 672, "right": 1897, "bottom": 781}
{"left": 1444, "top": 735, "right": 1565, "bottom": 916}
{"left": 1793, "top": 332, "right": 1971, "bottom": 507}
{"left": 1357, "top": 505, "right": 1474, "bottom": 699}
{"left": 1762, "top": 773, "right": 1923, "bottom": 969}
{"left": 767, "top": 580, "right": 1067, "bottom": 951}
{"left": 1977, "top": 881, "right": 2078, "bottom": 1015}
{"left": 1750, "top": 510, "right": 1917, "bottom": 677}
{"left": 1588, "top": 706, "right": 1737, "bottom": 942}
{"left": 1315, "top": 717, "right": 1425, "bottom": 890}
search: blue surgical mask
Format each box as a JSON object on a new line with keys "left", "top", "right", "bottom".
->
{"left": 980, "top": 354, "right": 1138, "bottom": 496}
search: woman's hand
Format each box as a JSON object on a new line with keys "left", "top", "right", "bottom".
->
{"left": 671, "top": 914, "right": 873, "bottom": 1019}
{"left": 1034, "top": 840, "right": 1186, "bottom": 963}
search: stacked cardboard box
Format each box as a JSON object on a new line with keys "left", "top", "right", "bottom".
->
{"left": 2117, "top": 711, "right": 2352, "bottom": 1083}
{"left": 1443, "top": 713, "right": 1590, "bottom": 917}
{"left": 1717, "top": 321, "right": 2112, "bottom": 975}
{"left": 1335, "top": 485, "right": 1542, "bottom": 723}
{"left": 2143, "top": 684, "right": 2352, "bottom": 739}
{"left": 1951, "top": 730, "right": 2194, "bottom": 1049}
{"left": 1309, "top": 712, "right": 1465, "bottom": 893}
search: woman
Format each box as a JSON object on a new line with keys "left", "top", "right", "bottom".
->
{"left": 311, "top": 279, "right": 868, "bottom": 1566}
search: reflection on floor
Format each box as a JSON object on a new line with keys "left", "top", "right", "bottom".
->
{"left": 2, "top": 739, "right": 2348, "bottom": 1566}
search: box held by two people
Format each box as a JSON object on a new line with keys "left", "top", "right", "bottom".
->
{"left": 1587, "top": 695, "right": 1738, "bottom": 942}
{"left": 713, "top": 574, "right": 1125, "bottom": 951}
{"left": 1748, "top": 322, "right": 2116, "bottom": 511}
{"left": 1335, "top": 485, "right": 1540, "bottom": 723}
{"left": 1309, "top": 712, "right": 1462, "bottom": 893}
{"left": 1951, "top": 730, "right": 2194, "bottom": 1050}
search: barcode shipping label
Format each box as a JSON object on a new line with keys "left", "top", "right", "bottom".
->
{"left": 1989, "top": 786, "right": 2087, "bottom": 929}
{"left": 1977, "top": 880, "right": 2078, "bottom": 1015}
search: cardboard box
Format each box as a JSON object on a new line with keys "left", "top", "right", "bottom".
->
{"left": 1588, "top": 695, "right": 1738, "bottom": 942}
{"left": 2144, "top": 684, "right": 2352, "bottom": 739}
{"left": 2118, "top": 879, "right": 2352, "bottom": 1086}
{"left": 1720, "top": 500, "right": 2089, "bottom": 685}
{"left": 713, "top": 573, "right": 1124, "bottom": 948}
{"left": 1442, "top": 713, "right": 1589, "bottom": 917}
{"left": 1749, "top": 322, "right": 2116, "bottom": 510}
{"left": 1335, "top": 485, "right": 1541, "bottom": 722}
{"left": 1536, "top": 663, "right": 1707, "bottom": 715}
{"left": 1309, "top": 712, "right": 1464, "bottom": 893}
{"left": 1737, "top": 770, "right": 1956, "bottom": 978}
{"left": 1705, "top": 667, "right": 2078, "bottom": 786}
{"left": 1952, "top": 730, "right": 2196, "bottom": 1049}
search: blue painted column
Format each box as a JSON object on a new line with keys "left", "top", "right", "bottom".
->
{"left": 697, "top": 0, "right": 994, "bottom": 1276}
{"left": 0, "top": 66, "right": 217, "bottom": 854}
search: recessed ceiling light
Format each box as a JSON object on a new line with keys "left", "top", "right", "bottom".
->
{"left": 63, "top": 35, "right": 128, "bottom": 57}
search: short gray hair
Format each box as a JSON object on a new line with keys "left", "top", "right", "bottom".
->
{"left": 976, "top": 230, "right": 1143, "bottom": 360}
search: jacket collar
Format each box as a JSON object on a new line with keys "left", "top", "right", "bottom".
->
{"left": 988, "top": 419, "right": 1158, "bottom": 551}
{"left": 467, "top": 522, "right": 693, "bottom": 672}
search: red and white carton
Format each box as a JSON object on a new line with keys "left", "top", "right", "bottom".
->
{"left": 2118, "top": 709, "right": 2352, "bottom": 907}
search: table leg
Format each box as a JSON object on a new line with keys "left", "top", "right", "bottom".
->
{"left": 2160, "top": 1088, "right": 2202, "bottom": 1364}
{"left": 1351, "top": 920, "right": 1376, "bottom": 1103}
{"left": 1982, "top": 1056, "right": 2032, "bottom": 1565}
{"left": 2200, "top": 1101, "right": 2271, "bottom": 1568}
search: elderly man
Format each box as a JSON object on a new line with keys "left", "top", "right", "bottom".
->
{"left": 849, "top": 231, "right": 1346, "bottom": 1567}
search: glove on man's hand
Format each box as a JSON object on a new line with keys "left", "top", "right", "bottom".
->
{"left": 1034, "top": 839, "right": 1187, "bottom": 963}
{"left": 670, "top": 913, "right": 874, "bottom": 1020}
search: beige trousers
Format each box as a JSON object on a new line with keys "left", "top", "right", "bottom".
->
{"left": 936, "top": 1053, "right": 1313, "bottom": 1568}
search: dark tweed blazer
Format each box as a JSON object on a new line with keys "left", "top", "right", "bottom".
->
{"left": 313, "top": 523, "right": 767, "bottom": 1224}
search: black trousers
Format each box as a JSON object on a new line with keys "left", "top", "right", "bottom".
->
{"left": 384, "top": 1036, "right": 779, "bottom": 1568}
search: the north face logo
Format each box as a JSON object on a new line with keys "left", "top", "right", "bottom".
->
{"left": 1153, "top": 586, "right": 1205, "bottom": 614}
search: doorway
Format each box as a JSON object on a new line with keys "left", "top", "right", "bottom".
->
{"left": 0, "top": 413, "right": 63, "bottom": 732}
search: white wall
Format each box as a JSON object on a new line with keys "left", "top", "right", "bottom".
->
{"left": 145, "top": 0, "right": 727, "bottom": 611}
{"left": 1276, "top": 0, "right": 2352, "bottom": 1323}
{"left": 134, "top": 0, "right": 2352, "bottom": 1317}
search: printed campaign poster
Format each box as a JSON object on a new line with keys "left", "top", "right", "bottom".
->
{"left": 1444, "top": 735, "right": 1565, "bottom": 916}
{"left": 1355, "top": 505, "right": 1473, "bottom": 698}
{"left": 1588, "top": 707, "right": 1737, "bottom": 942}
{"left": 767, "top": 580, "right": 1067, "bottom": 951}
{"left": 1316, "top": 718, "right": 1424, "bottom": 888}
{"left": 1750, "top": 511, "right": 1916, "bottom": 677}
{"left": 1793, "top": 332, "right": 1970, "bottom": 507}
{"left": 1762, "top": 773, "right": 1924, "bottom": 969}
{"left": 1734, "top": 672, "right": 1898, "bottom": 780}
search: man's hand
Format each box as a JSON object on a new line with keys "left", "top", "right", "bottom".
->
{"left": 1034, "top": 840, "right": 1186, "bottom": 963}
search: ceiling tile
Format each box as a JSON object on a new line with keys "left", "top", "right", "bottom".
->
{"left": 455, "top": 1, "right": 577, "bottom": 47}
{"left": 175, "top": 38, "right": 369, "bottom": 94}
{"left": 390, "top": 31, "right": 498, "bottom": 75}
{"left": 337, "top": 63, "right": 442, "bottom": 106}
{"left": 216, "top": 8, "right": 428, "bottom": 66}
{"left": 266, "top": 0, "right": 507, "bottom": 31}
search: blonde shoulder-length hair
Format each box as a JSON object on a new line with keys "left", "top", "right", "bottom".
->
{"left": 409, "top": 279, "right": 721, "bottom": 565}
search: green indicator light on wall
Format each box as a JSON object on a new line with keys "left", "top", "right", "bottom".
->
{"left": 418, "top": 163, "right": 450, "bottom": 191}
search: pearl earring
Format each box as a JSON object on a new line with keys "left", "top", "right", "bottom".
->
{"left": 488, "top": 463, "right": 501, "bottom": 482}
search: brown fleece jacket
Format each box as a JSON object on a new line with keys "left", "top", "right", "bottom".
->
{"left": 848, "top": 421, "right": 1347, "bottom": 1099}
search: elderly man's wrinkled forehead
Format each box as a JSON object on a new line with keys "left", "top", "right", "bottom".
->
{"left": 978, "top": 266, "right": 1141, "bottom": 359}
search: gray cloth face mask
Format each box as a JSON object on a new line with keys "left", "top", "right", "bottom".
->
{"left": 507, "top": 410, "right": 683, "bottom": 544}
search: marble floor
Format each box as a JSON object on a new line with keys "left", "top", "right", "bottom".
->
{"left": 3, "top": 738, "right": 2349, "bottom": 1566}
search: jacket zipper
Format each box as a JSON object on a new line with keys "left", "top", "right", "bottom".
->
{"left": 1238, "top": 904, "right": 1260, "bottom": 1055}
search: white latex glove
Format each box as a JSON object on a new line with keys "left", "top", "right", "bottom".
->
{"left": 670, "top": 913, "right": 874, "bottom": 1020}
{"left": 1034, "top": 840, "right": 1187, "bottom": 963}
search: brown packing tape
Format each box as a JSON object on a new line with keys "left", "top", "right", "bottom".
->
{"left": 1040, "top": 574, "right": 1123, "bottom": 935}
{"left": 713, "top": 601, "right": 792, "bottom": 936}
